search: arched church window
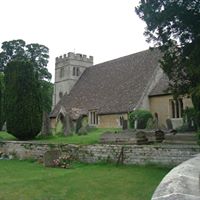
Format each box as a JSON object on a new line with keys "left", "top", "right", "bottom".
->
{"left": 170, "top": 98, "right": 183, "bottom": 118}
{"left": 73, "top": 67, "right": 80, "bottom": 76}
{"left": 76, "top": 67, "right": 80, "bottom": 76}
{"left": 73, "top": 67, "right": 76, "bottom": 76}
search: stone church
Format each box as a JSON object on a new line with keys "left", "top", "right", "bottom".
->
{"left": 50, "top": 49, "right": 192, "bottom": 129}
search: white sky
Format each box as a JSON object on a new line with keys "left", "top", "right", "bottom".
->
{"left": 0, "top": 0, "right": 149, "bottom": 81}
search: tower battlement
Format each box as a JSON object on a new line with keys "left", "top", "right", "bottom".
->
{"left": 56, "top": 52, "right": 93, "bottom": 64}
{"left": 52, "top": 51, "right": 94, "bottom": 109}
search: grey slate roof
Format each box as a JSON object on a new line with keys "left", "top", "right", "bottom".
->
{"left": 149, "top": 74, "right": 170, "bottom": 96}
{"left": 51, "top": 49, "right": 163, "bottom": 117}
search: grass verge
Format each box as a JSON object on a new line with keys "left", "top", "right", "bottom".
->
{"left": 0, "top": 128, "right": 120, "bottom": 144}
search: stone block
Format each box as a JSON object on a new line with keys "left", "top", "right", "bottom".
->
{"left": 43, "top": 150, "right": 61, "bottom": 167}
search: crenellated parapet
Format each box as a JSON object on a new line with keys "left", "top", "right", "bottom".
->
{"left": 53, "top": 51, "right": 94, "bottom": 108}
{"left": 56, "top": 52, "right": 93, "bottom": 64}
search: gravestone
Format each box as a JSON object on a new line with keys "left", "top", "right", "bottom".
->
{"left": 122, "top": 120, "right": 128, "bottom": 130}
{"left": 166, "top": 118, "right": 173, "bottom": 130}
{"left": 63, "top": 114, "right": 74, "bottom": 136}
{"left": 41, "top": 112, "right": 51, "bottom": 136}
{"left": 43, "top": 150, "right": 61, "bottom": 167}
{"left": 2, "top": 122, "right": 6, "bottom": 131}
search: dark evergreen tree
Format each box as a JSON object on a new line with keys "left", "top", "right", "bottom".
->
{"left": 5, "top": 60, "right": 42, "bottom": 140}
{"left": 0, "top": 72, "right": 5, "bottom": 130}
{"left": 136, "top": 0, "right": 200, "bottom": 127}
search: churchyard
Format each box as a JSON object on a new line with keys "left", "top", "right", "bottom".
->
{"left": 0, "top": 111, "right": 199, "bottom": 200}
{"left": 1, "top": 126, "right": 200, "bottom": 200}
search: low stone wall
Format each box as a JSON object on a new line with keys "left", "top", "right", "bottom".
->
{"left": 0, "top": 141, "right": 200, "bottom": 166}
{"left": 151, "top": 154, "right": 200, "bottom": 200}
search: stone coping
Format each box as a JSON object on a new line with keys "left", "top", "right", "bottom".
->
{"left": 151, "top": 154, "right": 200, "bottom": 200}
{"left": 0, "top": 140, "right": 200, "bottom": 148}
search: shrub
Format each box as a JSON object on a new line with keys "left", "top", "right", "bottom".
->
{"left": 182, "top": 107, "right": 198, "bottom": 131}
{"left": 128, "top": 110, "right": 153, "bottom": 129}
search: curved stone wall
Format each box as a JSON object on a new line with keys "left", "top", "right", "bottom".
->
{"left": 152, "top": 154, "right": 200, "bottom": 200}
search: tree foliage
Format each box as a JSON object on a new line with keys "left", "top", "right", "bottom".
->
{"left": 0, "top": 39, "right": 53, "bottom": 137}
{"left": 0, "top": 39, "right": 51, "bottom": 80}
{"left": 40, "top": 80, "right": 53, "bottom": 113}
{"left": 0, "top": 72, "right": 5, "bottom": 130}
{"left": 129, "top": 110, "right": 153, "bottom": 129}
{"left": 5, "top": 60, "right": 42, "bottom": 140}
{"left": 136, "top": 0, "right": 200, "bottom": 126}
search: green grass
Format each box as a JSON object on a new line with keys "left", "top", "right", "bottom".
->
{"left": 0, "top": 131, "right": 16, "bottom": 140}
{"left": 0, "top": 128, "right": 120, "bottom": 144}
{"left": 0, "top": 160, "right": 170, "bottom": 200}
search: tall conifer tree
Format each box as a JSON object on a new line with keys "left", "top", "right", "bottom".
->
{"left": 5, "top": 60, "right": 42, "bottom": 140}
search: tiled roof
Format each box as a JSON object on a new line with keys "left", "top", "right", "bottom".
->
{"left": 149, "top": 74, "right": 170, "bottom": 96}
{"left": 51, "top": 49, "right": 163, "bottom": 117}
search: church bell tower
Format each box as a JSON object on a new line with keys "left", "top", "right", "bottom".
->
{"left": 52, "top": 52, "right": 93, "bottom": 108}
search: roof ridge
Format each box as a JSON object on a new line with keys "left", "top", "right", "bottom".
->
{"left": 90, "top": 48, "right": 152, "bottom": 69}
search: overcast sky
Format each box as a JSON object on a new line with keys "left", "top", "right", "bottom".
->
{"left": 0, "top": 0, "right": 149, "bottom": 81}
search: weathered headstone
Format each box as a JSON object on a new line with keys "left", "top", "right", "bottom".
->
{"left": 154, "top": 112, "right": 159, "bottom": 129}
{"left": 41, "top": 112, "right": 51, "bottom": 136}
{"left": 122, "top": 120, "right": 128, "bottom": 130}
{"left": 166, "top": 118, "right": 173, "bottom": 130}
{"left": 43, "top": 150, "right": 61, "bottom": 167}
{"left": 2, "top": 122, "right": 6, "bottom": 131}
{"left": 63, "top": 114, "right": 74, "bottom": 136}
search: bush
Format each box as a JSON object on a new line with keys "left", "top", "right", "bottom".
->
{"left": 182, "top": 107, "right": 198, "bottom": 131}
{"left": 128, "top": 110, "right": 153, "bottom": 129}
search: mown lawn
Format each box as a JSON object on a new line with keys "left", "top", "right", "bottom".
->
{"left": 0, "top": 128, "right": 120, "bottom": 145}
{"left": 0, "top": 160, "right": 170, "bottom": 200}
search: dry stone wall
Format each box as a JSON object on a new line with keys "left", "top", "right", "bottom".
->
{"left": 0, "top": 141, "right": 200, "bottom": 166}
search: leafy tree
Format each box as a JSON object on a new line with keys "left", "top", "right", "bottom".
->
{"left": 0, "top": 72, "right": 5, "bottom": 130}
{"left": 0, "top": 39, "right": 53, "bottom": 115}
{"left": 0, "top": 39, "right": 52, "bottom": 111}
{"left": 136, "top": 0, "right": 200, "bottom": 126}
{"left": 5, "top": 60, "right": 42, "bottom": 140}
{"left": 0, "top": 39, "right": 51, "bottom": 80}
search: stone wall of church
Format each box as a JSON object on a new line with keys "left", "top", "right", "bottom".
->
{"left": 149, "top": 95, "right": 193, "bottom": 128}
{"left": 97, "top": 113, "right": 128, "bottom": 128}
